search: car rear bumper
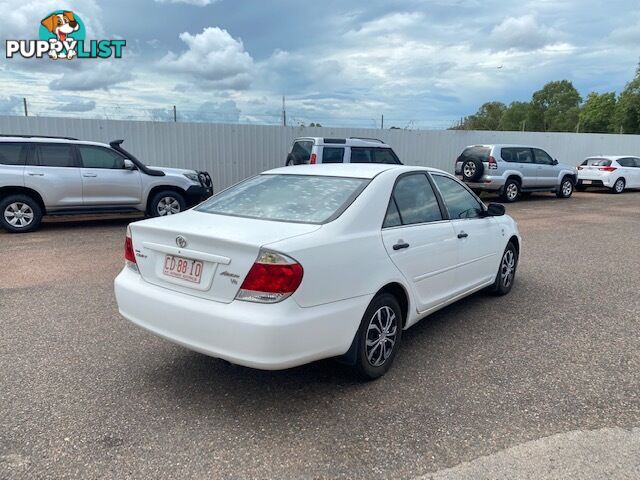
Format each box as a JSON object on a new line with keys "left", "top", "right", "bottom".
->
{"left": 577, "top": 179, "right": 606, "bottom": 187}
{"left": 114, "top": 268, "right": 370, "bottom": 370}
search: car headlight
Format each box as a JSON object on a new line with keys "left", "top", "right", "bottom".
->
{"left": 183, "top": 172, "right": 200, "bottom": 183}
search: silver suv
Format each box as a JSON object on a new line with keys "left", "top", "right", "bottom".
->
{"left": 0, "top": 135, "right": 213, "bottom": 233}
{"left": 286, "top": 137, "right": 402, "bottom": 165}
{"left": 455, "top": 144, "right": 577, "bottom": 202}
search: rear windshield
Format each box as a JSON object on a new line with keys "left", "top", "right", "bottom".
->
{"left": 581, "top": 158, "right": 611, "bottom": 166}
{"left": 196, "top": 174, "right": 369, "bottom": 224}
{"left": 459, "top": 146, "right": 490, "bottom": 162}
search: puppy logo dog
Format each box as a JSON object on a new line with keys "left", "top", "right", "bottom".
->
{"left": 40, "top": 11, "right": 80, "bottom": 59}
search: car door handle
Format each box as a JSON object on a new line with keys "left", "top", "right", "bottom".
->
{"left": 82, "top": 173, "right": 97, "bottom": 177}
{"left": 393, "top": 242, "right": 410, "bottom": 250}
{"left": 27, "top": 172, "right": 44, "bottom": 176}
{"left": 457, "top": 231, "right": 469, "bottom": 239}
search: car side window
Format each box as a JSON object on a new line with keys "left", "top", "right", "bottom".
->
{"left": 0, "top": 143, "right": 26, "bottom": 165}
{"left": 373, "top": 149, "right": 401, "bottom": 164}
{"left": 384, "top": 173, "right": 442, "bottom": 227}
{"left": 350, "top": 148, "right": 373, "bottom": 163}
{"left": 532, "top": 148, "right": 554, "bottom": 165}
{"left": 78, "top": 146, "right": 125, "bottom": 169}
{"left": 432, "top": 175, "right": 484, "bottom": 219}
{"left": 618, "top": 157, "right": 636, "bottom": 167}
{"left": 322, "top": 147, "right": 344, "bottom": 164}
{"left": 502, "top": 147, "right": 533, "bottom": 163}
{"left": 291, "top": 141, "right": 313, "bottom": 164}
{"left": 35, "top": 144, "right": 76, "bottom": 167}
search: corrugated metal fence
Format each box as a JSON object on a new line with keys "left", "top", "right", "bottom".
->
{"left": 2, "top": 115, "right": 640, "bottom": 192}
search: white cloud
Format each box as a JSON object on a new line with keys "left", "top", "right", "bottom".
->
{"left": 489, "top": 15, "right": 558, "bottom": 51}
{"left": 49, "top": 63, "right": 133, "bottom": 91}
{"left": 56, "top": 99, "right": 96, "bottom": 112}
{"left": 159, "top": 27, "right": 254, "bottom": 90}
{"left": 155, "top": 0, "right": 219, "bottom": 6}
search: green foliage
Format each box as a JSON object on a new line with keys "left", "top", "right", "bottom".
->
{"left": 454, "top": 102, "right": 506, "bottom": 130}
{"left": 579, "top": 92, "right": 617, "bottom": 133}
{"left": 614, "top": 65, "right": 640, "bottom": 134}
{"left": 531, "top": 80, "right": 582, "bottom": 132}
{"left": 498, "top": 102, "right": 531, "bottom": 131}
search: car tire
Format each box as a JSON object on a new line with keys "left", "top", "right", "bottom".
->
{"left": 576, "top": 185, "right": 587, "bottom": 192}
{"left": 352, "top": 293, "right": 403, "bottom": 380}
{"left": 610, "top": 178, "right": 625, "bottom": 194}
{"left": 500, "top": 179, "right": 520, "bottom": 203}
{"left": 0, "top": 194, "right": 43, "bottom": 233}
{"left": 488, "top": 242, "right": 518, "bottom": 296}
{"left": 556, "top": 177, "right": 574, "bottom": 198}
{"left": 460, "top": 158, "right": 484, "bottom": 182}
{"left": 149, "top": 190, "right": 186, "bottom": 217}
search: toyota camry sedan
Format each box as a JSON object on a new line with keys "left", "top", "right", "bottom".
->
{"left": 114, "top": 164, "right": 521, "bottom": 379}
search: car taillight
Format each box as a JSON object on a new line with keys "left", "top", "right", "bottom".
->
{"left": 124, "top": 227, "right": 138, "bottom": 270}
{"left": 487, "top": 156, "right": 497, "bottom": 169}
{"left": 599, "top": 166, "right": 617, "bottom": 172}
{"left": 236, "top": 249, "right": 303, "bottom": 303}
{"left": 309, "top": 153, "right": 317, "bottom": 164}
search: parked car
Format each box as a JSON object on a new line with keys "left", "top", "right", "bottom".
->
{"left": 114, "top": 164, "right": 521, "bottom": 379}
{"left": 0, "top": 135, "right": 213, "bottom": 233}
{"left": 455, "top": 144, "right": 577, "bottom": 202}
{"left": 577, "top": 156, "right": 640, "bottom": 193}
{"left": 285, "top": 137, "right": 402, "bottom": 165}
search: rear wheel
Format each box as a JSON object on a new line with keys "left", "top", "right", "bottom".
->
{"left": 611, "top": 178, "right": 625, "bottom": 194}
{"left": 501, "top": 179, "right": 520, "bottom": 203}
{"left": 488, "top": 242, "right": 518, "bottom": 296}
{"left": 556, "top": 177, "right": 574, "bottom": 198}
{"left": 0, "top": 194, "right": 43, "bottom": 233}
{"left": 149, "top": 190, "right": 186, "bottom": 217}
{"left": 353, "top": 293, "right": 402, "bottom": 380}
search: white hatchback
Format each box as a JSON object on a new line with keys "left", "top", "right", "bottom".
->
{"left": 577, "top": 156, "right": 640, "bottom": 193}
{"left": 114, "top": 165, "right": 521, "bottom": 379}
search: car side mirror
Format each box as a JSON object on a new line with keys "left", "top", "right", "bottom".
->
{"left": 124, "top": 159, "right": 136, "bottom": 170}
{"left": 553, "top": 159, "right": 559, "bottom": 165}
{"left": 485, "top": 203, "right": 505, "bottom": 217}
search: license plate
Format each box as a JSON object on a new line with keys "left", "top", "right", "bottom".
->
{"left": 582, "top": 180, "right": 592, "bottom": 185}
{"left": 163, "top": 255, "right": 203, "bottom": 283}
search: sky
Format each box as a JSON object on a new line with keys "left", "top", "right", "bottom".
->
{"left": 0, "top": 0, "right": 639, "bottom": 128}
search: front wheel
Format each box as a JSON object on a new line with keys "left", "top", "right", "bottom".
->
{"left": 352, "top": 293, "right": 403, "bottom": 380}
{"left": 0, "top": 194, "right": 43, "bottom": 233}
{"left": 556, "top": 177, "right": 574, "bottom": 198}
{"left": 488, "top": 242, "right": 518, "bottom": 296}
{"left": 149, "top": 191, "right": 186, "bottom": 217}
{"left": 501, "top": 179, "right": 520, "bottom": 203}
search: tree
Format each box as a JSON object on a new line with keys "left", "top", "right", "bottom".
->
{"left": 454, "top": 101, "right": 506, "bottom": 130}
{"left": 498, "top": 101, "right": 531, "bottom": 131}
{"left": 531, "top": 80, "right": 582, "bottom": 132}
{"left": 579, "top": 92, "right": 616, "bottom": 133}
{"left": 614, "top": 64, "right": 640, "bottom": 134}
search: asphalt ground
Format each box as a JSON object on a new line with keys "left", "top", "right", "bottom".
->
{"left": 1, "top": 190, "right": 639, "bottom": 479}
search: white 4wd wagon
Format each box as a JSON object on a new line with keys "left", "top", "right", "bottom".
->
{"left": 0, "top": 135, "right": 213, "bottom": 233}
{"left": 286, "top": 137, "right": 402, "bottom": 165}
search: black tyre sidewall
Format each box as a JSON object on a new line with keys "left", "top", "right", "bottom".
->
{"left": 461, "top": 159, "right": 484, "bottom": 182}
{"left": 557, "top": 177, "right": 573, "bottom": 198}
{"left": 354, "top": 293, "right": 403, "bottom": 380}
{"left": 149, "top": 191, "right": 186, "bottom": 217}
{"left": 0, "top": 195, "right": 43, "bottom": 233}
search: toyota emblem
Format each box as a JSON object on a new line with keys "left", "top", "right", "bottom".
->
{"left": 176, "top": 236, "right": 188, "bottom": 248}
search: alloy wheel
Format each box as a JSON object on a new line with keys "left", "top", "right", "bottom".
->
{"left": 562, "top": 180, "right": 572, "bottom": 197}
{"left": 463, "top": 162, "right": 476, "bottom": 178}
{"left": 506, "top": 183, "right": 519, "bottom": 201}
{"left": 615, "top": 179, "right": 624, "bottom": 193}
{"left": 4, "top": 202, "right": 34, "bottom": 228}
{"left": 157, "top": 197, "right": 181, "bottom": 216}
{"left": 365, "top": 306, "right": 398, "bottom": 367}
{"left": 501, "top": 249, "right": 516, "bottom": 288}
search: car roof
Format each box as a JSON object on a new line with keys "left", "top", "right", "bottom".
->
{"left": 0, "top": 136, "right": 110, "bottom": 148}
{"left": 293, "top": 137, "right": 391, "bottom": 147}
{"left": 584, "top": 155, "right": 639, "bottom": 160}
{"left": 464, "top": 144, "right": 542, "bottom": 149}
{"left": 264, "top": 164, "right": 446, "bottom": 179}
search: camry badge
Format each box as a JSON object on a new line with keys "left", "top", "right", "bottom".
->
{"left": 176, "top": 236, "right": 188, "bottom": 248}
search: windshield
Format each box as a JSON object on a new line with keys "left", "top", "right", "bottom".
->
{"left": 196, "top": 174, "right": 369, "bottom": 224}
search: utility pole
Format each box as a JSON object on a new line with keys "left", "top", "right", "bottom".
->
{"left": 23, "top": 98, "right": 28, "bottom": 117}
{"left": 282, "top": 96, "right": 287, "bottom": 127}
{"left": 173, "top": 105, "right": 177, "bottom": 122}
{"left": 381, "top": 114, "right": 384, "bottom": 130}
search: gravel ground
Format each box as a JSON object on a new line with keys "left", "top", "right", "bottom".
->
{"left": 1, "top": 191, "right": 639, "bottom": 479}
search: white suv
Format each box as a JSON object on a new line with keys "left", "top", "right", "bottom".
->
{"left": 0, "top": 135, "right": 213, "bottom": 233}
{"left": 285, "top": 137, "right": 402, "bottom": 165}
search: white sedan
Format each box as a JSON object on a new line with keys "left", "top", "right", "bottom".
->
{"left": 577, "top": 156, "right": 640, "bottom": 193}
{"left": 114, "top": 165, "right": 521, "bottom": 379}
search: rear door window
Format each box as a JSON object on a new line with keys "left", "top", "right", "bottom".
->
{"left": 35, "top": 144, "right": 77, "bottom": 167}
{"left": 618, "top": 157, "right": 637, "bottom": 167}
{"left": 373, "top": 149, "right": 401, "bottom": 164}
{"left": 322, "top": 147, "right": 344, "bottom": 164}
{"left": 385, "top": 173, "right": 443, "bottom": 226}
{"left": 502, "top": 147, "right": 533, "bottom": 163}
{"left": 0, "top": 143, "right": 26, "bottom": 165}
{"left": 459, "top": 146, "right": 490, "bottom": 163}
{"left": 533, "top": 148, "right": 554, "bottom": 165}
{"left": 350, "top": 148, "right": 373, "bottom": 163}
{"left": 291, "top": 141, "right": 313, "bottom": 164}
{"left": 432, "top": 175, "right": 483, "bottom": 219}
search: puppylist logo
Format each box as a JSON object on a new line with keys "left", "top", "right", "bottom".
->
{"left": 5, "top": 10, "right": 125, "bottom": 60}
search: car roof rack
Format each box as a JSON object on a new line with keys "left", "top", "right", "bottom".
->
{"left": 348, "top": 137, "right": 385, "bottom": 143}
{"left": 0, "top": 134, "right": 79, "bottom": 140}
